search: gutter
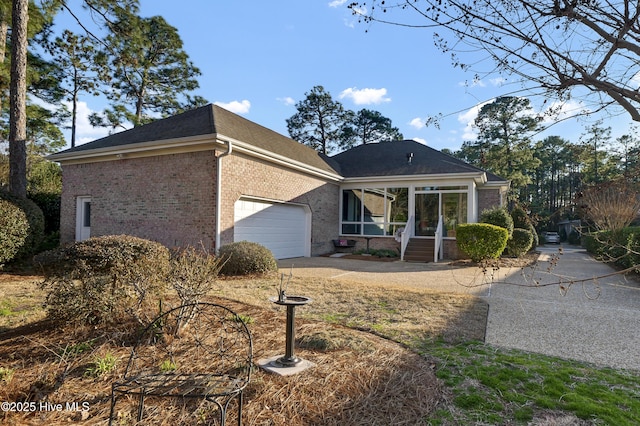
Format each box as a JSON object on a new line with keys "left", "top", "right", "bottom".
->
{"left": 215, "top": 138, "right": 232, "bottom": 253}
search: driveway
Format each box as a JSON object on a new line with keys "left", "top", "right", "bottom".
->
{"left": 279, "top": 247, "right": 640, "bottom": 371}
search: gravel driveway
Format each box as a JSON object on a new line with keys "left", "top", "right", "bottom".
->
{"left": 279, "top": 246, "right": 640, "bottom": 371}
{"left": 485, "top": 245, "right": 640, "bottom": 371}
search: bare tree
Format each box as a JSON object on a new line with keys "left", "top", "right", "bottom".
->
{"left": 349, "top": 0, "right": 640, "bottom": 122}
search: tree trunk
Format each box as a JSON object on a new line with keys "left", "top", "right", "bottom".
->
{"left": 9, "top": 0, "right": 28, "bottom": 197}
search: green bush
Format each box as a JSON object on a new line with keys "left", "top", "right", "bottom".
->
{"left": 34, "top": 235, "right": 170, "bottom": 325}
{"left": 583, "top": 228, "right": 640, "bottom": 272}
{"left": 480, "top": 207, "right": 514, "bottom": 237}
{"left": 0, "top": 199, "right": 29, "bottom": 267}
{"left": 218, "top": 241, "right": 277, "bottom": 275}
{"left": 0, "top": 191, "right": 45, "bottom": 259}
{"left": 510, "top": 206, "right": 539, "bottom": 247}
{"left": 505, "top": 228, "right": 534, "bottom": 257}
{"left": 456, "top": 223, "right": 509, "bottom": 262}
{"left": 28, "top": 191, "right": 61, "bottom": 235}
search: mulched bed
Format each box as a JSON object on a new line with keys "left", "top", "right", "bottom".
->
{"left": 0, "top": 296, "right": 441, "bottom": 425}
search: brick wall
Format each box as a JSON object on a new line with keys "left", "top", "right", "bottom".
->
{"left": 477, "top": 188, "right": 504, "bottom": 213}
{"left": 219, "top": 152, "right": 339, "bottom": 256}
{"left": 60, "top": 151, "right": 217, "bottom": 249}
{"left": 61, "top": 150, "right": 340, "bottom": 256}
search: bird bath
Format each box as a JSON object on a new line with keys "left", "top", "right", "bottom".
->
{"left": 269, "top": 294, "right": 312, "bottom": 367}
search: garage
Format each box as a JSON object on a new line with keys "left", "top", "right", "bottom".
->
{"left": 233, "top": 198, "right": 311, "bottom": 259}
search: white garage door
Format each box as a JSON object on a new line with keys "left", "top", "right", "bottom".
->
{"left": 234, "top": 199, "right": 310, "bottom": 259}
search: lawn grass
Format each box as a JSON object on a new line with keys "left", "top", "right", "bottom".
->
{"left": 219, "top": 274, "right": 640, "bottom": 425}
{"left": 1, "top": 269, "right": 639, "bottom": 424}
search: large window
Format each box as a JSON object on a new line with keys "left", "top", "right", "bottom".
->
{"left": 341, "top": 187, "right": 408, "bottom": 236}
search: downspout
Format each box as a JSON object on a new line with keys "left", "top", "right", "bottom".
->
{"left": 215, "top": 139, "right": 233, "bottom": 253}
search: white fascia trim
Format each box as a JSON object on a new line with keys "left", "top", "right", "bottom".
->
{"left": 219, "top": 135, "right": 342, "bottom": 182}
{"left": 341, "top": 172, "right": 487, "bottom": 185}
{"left": 47, "top": 134, "right": 218, "bottom": 163}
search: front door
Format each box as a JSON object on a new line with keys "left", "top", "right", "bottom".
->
{"left": 76, "top": 196, "right": 91, "bottom": 241}
{"left": 415, "top": 193, "right": 438, "bottom": 236}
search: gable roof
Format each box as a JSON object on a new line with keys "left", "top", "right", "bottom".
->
{"left": 49, "top": 104, "right": 340, "bottom": 177}
{"left": 330, "top": 140, "right": 507, "bottom": 183}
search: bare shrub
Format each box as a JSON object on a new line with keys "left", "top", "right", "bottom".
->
{"left": 168, "top": 246, "right": 225, "bottom": 305}
{"left": 578, "top": 181, "right": 640, "bottom": 231}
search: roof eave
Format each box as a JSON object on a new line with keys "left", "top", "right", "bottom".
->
{"left": 341, "top": 171, "right": 489, "bottom": 184}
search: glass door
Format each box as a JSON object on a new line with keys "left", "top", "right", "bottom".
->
{"left": 414, "top": 193, "right": 439, "bottom": 236}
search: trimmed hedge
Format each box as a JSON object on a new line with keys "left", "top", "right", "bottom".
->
{"left": 0, "top": 191, "right": 45, "bottom": 260}
{"left": 456, "top": 223, "right": 509, "bottom": 262}
{"left": 0, "top": 199, "right": 29, "bottom": 267}
{"left": 34, "top": 235, "right": 171, "bottom": 325}
{"left": 218, "top": 241, "right": 278, "bottom": 275}
{"left": 505, "top": 228, "right": 534, "bottom": 257}
{"left": 480, "top": 207, "right": 514, "bottom": 237}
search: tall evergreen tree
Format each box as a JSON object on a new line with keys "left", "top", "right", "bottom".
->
{"left": 345, "top": 108, "right": 403, "bottom": 145}
{"left": 90, "top": 10, "right": 206, "bottom": 129}
{"left": 286, "top": 85, "right": 352, "bottom": 155}
{"left": 48, "top": 30, "right": 100, "bottom": 147}
{"left": 472, "top": 96, "right": 541, "bottom": 201}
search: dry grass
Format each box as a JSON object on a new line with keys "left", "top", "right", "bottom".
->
{"left": 0, "top": 270, "right": 487, "bottom": 425}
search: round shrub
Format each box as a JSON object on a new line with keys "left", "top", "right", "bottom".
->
{"left": 505, "top": 228, "right": 534, "bottom": 257}
{"left": 28, "top": 191, "right": 61, "bottom": 234}
{"left": 34, "top": 235, "right": 171, "bottom": 325}
{"left": 218, "top": 241, "right": 277, "bottom": 276}
{"left": 456, "top": 223, "right": 509, "bottom": 262}
{"left": 480, "top": 207, "right": 514, "bottom": 237}
{"left": 0, "top": 190, "right": 45, "bottom": 259}
{"left": 0, "top": 199, "right": 29, "bottom": 267}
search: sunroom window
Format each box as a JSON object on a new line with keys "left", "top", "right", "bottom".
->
{"left": 341, "top": 188, "right": 408, "bottom": 236}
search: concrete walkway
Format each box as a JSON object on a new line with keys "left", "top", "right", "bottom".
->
{"left": 278, "top": 247, "right": 640, "bottom": 371}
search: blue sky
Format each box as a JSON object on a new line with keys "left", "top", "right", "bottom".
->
{"left": 53, "top": 0, "right": 637, "bottom": 152}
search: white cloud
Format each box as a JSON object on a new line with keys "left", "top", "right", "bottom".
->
{"left": 540, "top": 99, "right": 587, "bottom": 124}
{"left": 214, "top": 100, "right": 251, "bottom": 114}
{"left": 412, "top": 137, "right": 427, "bottom": 145}
{"left": 339, "top": 87, "right": 391, "bottom": 105}
{"left": 70, "top": 101, "right": 112, "bottom": 142}
{"left": 409, "top": 117, "right": 425, "bottom": 129}
{"left": 328, "top": 0, "right": 348, "bottom": 7}
{"left": 277, "top": 96, "right": 295, "bottom": 106}
{"left": 457, "top": 100, "right": 493, "bottom": 141}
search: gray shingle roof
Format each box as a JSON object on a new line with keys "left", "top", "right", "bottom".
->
{"left": 329, "top": 139, "right": 506, "bottom": 181}
{"left": 51, "top": 106, "right": 506, "bottom": 183}
{"left": 52, "top": 104, "right": 339, "bottom": 175}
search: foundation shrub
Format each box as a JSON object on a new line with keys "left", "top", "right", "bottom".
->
{"left": 505, "top": 228, "right": 534, "bottom": 257}
{"left": 456, "top": 223, "right": 509, "bottom": 262}
{"left": 0, "top": 199, "right": 29, "bottom": 267}
{"left": 480, "top": 207, "right": 514, "bottom": 238}
{"left": 218, "top": 241, "right": 277, "bottom": 276}
{"left": 34, "top": 235, "right": 170, "bottom": 325}
{"left": 0, "top": 190, "right": 45, "bottom": 260}
{"left": 511, "top": 205, "right": 539, "bottom": 247}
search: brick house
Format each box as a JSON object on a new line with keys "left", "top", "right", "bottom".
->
{"left": 49, "top": 104, "right": 508, "bottom": 261}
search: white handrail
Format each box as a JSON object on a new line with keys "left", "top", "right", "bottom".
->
{"left": 400, "top": 215, "right": 414, "bottom": 261}
{"left": 434, "top": 215, "right": 444, "bottom": 263}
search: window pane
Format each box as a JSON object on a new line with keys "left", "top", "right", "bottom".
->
{"left": 443, "top": 193, "right": 467, "bottom": 236}
{"left": 83, "top": 202, "right": 91, "bottom": 227}
{"left": 342, "top": 190, "right": 362, "bottom": 221}
{"left": 341, "top": 224, "right": 361, "bottom": 234}
{"left": 363, "top": 188, "right": 385, "bottom": 223}
{"left": 364, "top": 223, "right": 384, "bottom": 235}
{"left": 387, "top": 187, "right": 408, "bottom": 223}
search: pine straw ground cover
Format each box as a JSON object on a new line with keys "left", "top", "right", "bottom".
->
{"left": 0, "top": 273, "right": 467, "bottom": 426}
